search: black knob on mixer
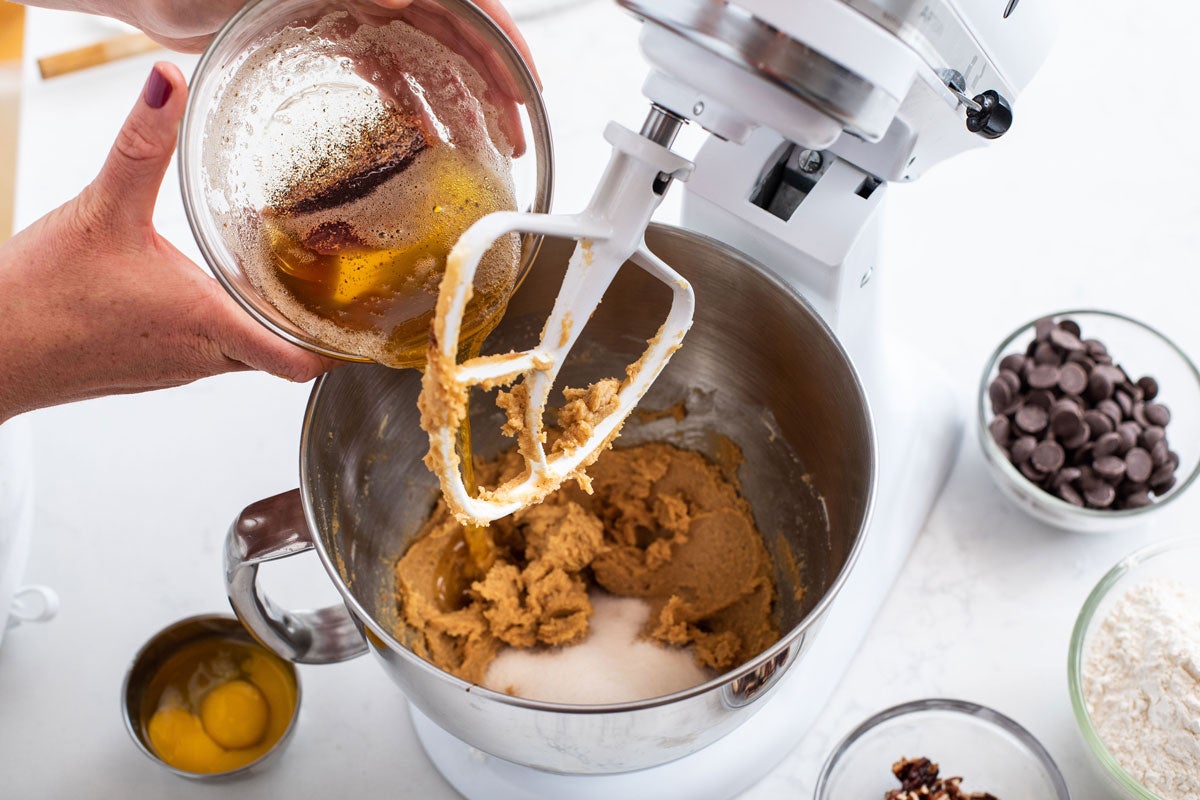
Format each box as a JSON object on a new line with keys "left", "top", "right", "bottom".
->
{"left": 966, "top": 89, "right": 1013, "bottom": 139}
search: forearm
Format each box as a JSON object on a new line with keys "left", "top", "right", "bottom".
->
{"left": 15, "top": 0, "right": 134, "bottom": 27}
{"left": 0, "top": 202, "right": 96, "bottom": 425}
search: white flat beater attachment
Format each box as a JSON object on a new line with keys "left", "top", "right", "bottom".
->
{"left": 420, "top": 107, "right": 695, "bottom": 525}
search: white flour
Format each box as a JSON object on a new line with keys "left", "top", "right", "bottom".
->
{"left": 1083, "top": 579, "right": 1200, "bottom": 800}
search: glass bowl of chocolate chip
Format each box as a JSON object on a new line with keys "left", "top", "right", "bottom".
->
{"left": 814, "top": 698, "right": 1070, "bottom": 800}
{"left": 978, "top": 311, "right": 1200, "bottom": 532}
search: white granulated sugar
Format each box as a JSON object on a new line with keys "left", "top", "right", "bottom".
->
{"left": 483, "top": 593, "right": 711, "bottom": 704}
{"left": 1083, "top": 579, "right": 1200, "bottom": 800}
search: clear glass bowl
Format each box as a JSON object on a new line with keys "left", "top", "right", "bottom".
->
{"left": 179, "top": 0, "right": 553, "bottom": 365}
{"left": 1068, "top": 536, "right": 1200, "bottom": 800}
{"left": 815, "top": 698, "right": 1070, "bottom": 800}
{"left": 978, "top": 310, "right": 1200, "bottom": 533}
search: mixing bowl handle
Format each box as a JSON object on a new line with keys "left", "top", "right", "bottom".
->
{"left": 225, "top": 489, "right": 369, "bottom": 664}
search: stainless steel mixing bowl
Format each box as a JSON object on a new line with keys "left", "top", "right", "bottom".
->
{"left": 225, "top": 224, "right": 875, "bottom": 773}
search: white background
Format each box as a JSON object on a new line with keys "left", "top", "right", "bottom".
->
{"left": 2, "top": 0, "right": 1199, "bottom": 796}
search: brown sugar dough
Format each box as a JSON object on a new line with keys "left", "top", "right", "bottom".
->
{"left": 394, "top": 442, "right": 781, "bottom": 684}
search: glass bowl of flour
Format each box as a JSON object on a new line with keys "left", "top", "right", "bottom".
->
{"left": 1069, "top": 536, "right": 1200, "bottom": 800}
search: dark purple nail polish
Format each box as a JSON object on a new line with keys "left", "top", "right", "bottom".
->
{"left": 143, "top": 66, "right": 172, "bottom": 109}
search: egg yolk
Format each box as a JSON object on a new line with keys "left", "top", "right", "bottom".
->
{"left": 200, "top": 679, "right": 269, "bottom": 749}
{"left": 147, "top": 706, "right": 230, "bottom": 775}
{"left": 141, "top": 638, "right": 297, "bottom": 775}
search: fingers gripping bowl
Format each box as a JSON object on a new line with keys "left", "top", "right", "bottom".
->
{"left": 224, "top": 226, "right": 875, "bottom": 773}
{"left": 180, "top": 0, "right": 552, "bottom": 366}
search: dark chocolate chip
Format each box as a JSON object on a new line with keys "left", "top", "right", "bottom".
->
{"left": 1084, "top": 410, "right": 1115, "bottom": 436}
{"left": 999, "top": 353, "right": 1027, "bottom": 374}
{"left": 1057, "top": 483, "right": 1085, "bottom": 507}
{"left": 1031, "top": 440, "right": 1065, "bottom": 474}
{"left": 1137, "top": 376, "right": 1158, "bottom": 401}
{"left": 989, "top": 379, "right": 1013, "bottom": 414}
{"left": 1123, "top": 491, "right": 1152, "bottom": 509}
{"left": 1117, "top": 479, "right": 1148, "bottom": 498}
{"left": 1094, "top": 455, "right": 1127, "bottom": 482}
{"left": 1066, "top": 351, "right": 1095, "bottom": 371}
{"left": 1152, "top": 475, "right": 1177, "bottom": 495}
{"left": 1027, "top": 389, "right": 1056, "bottom": 410}
{"left": 1058, "top": 319, "right": 1082, "bottom": 337}
{"left": 1034, "top": 341, "right": 1062, "bottom": 365}
{"left": 1084, "top": 338, "right": 1108, "bottom": 357}
{"left": 1054, "top": 466, "right": 1083, "bottom": 486}
{"left": 1084, "top": 482, "right": 1116, "bottom": 509}
{"left": 1034, "top": 317, "right": 1055, "bottom": 341}
{"left": 1117, "top": 422, "right": 1141, "bottom": 454}
{"left": 1087, "top": 371, "right": 1114, "bottom": 402}
{"left": 1050, "top": 402, "right": 1084, "bottom": 438}
{"left": 1049, "top": 327, "right": 1085, "bottom": 352}
{"left": 998, "top": 396, "right": 1022, "bottom": 417}
{"left": 1010, "top": 436, "right": 1038, "bottom": 465}
{"left": 1015, "top": 404, "right": 1049, "bottom": 434}
{"left": 1094, "top": 431, "right": 1122, "bottom": 458}
{"left": 1028, "top": 364, "right": 1061, "bottom": 390}
{"left": 1125, "top": 447, "right": 1153, "bottom": 483}
{"left": 1058, "top": 362, "right": 1088, "bottom": 395}
{"left": 1139, "top": 426, "right": 1166, "bottom": 450}
{"left": 1097, "top": 399, "right": 1123, "bottom": 426}
{"left": 1063, "top": 421, "right": 1092, "bottom": 450}
{"left": 998, "top": 369, "right": 1022, "bottom": 396}
{"left": 1020, "top": 460, "right": 1046, "bottom": 482}
{"left": 1149, "top": 461, "right": 1176, "bottom": 487}
{"left": 1145, "top": 403, "right": 1171, "bottom": 427}
{"left": 1150, "top": 439, "right": 1169, "bottom": 466}
{"left": 1132, "top": 402, "right": 1148, "bottom": 427}
{"left": 989, "top": 416, "right": 1011, "bottom": 447}
{"left": 1115, "top": 391, "right": 1133, "bottom": 419}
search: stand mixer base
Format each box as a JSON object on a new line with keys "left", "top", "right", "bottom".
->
{"left": 411, "top": 341, "right": 963, "bottom": 799}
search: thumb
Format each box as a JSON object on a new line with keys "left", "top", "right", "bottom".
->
{"left": 91, "top": 62, "right": 187, "bottom": 225}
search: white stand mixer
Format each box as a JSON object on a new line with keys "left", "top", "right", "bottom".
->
{"left": 416, "top": 0, "right": 1054, "bottom": 796}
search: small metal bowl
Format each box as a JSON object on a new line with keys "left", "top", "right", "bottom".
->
{"left": 815, "top": 698, "right": 1070, "bottom": 799}
{"left": 122, "top": 614, "right": 301, "bottom": 780}
{"left": 978, "top": 310, "right": 1200, "bottom": 533}
{"left": 1068, "top": 536, "right": 1200, "bottom": 799}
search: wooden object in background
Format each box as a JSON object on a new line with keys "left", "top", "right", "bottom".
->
{"left": 0, "top": 0, "right": 24, "bottom": 243}
{"left": 37, "top": 31, "right": 159, "bottom": 79}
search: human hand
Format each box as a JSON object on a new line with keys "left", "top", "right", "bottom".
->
{"left": 124, "top": 0, "right": 538, "bottom": 153}
{"left": 121, "top": 0, "right": 537, "bottom": 73}
{"left": 0, "top": 63, "right": 337, "bottom": 425}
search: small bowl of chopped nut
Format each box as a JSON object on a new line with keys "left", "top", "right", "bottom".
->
{"left": 814, "top": 698, "right": 1070, "bottom": 799}
{"left": 1069, "top": 536, "right": 1200, "bottom": 800}
{"left": 978, "top": 311, "right": 1200, "bottom": 533}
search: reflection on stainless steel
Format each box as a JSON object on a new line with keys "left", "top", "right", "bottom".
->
{"left": 618, "top": 0, "right": 900, "bottom": 141}
{"left": 619, "top": 0, "right": 1013, "bottom": 141}
{"left": 724, "top": 646, "right": 795, "bottom": 708}
{"left": 226, "top": 224, "right": 875, "bottom": 774}
{"left": 837, "top": 0, "right": 1012, "bottom": 96}
{"left": 225, "top": 490, "right": 368, "bottom": 664}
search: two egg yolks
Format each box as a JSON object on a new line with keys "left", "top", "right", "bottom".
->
{"left": 144, "top": 642, "right": 295, "bottom": 774}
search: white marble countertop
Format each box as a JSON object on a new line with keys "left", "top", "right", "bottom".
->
{"left": 3, "top": 1, "right": 1200, "bottom": 797}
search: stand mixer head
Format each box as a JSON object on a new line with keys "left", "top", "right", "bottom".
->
{"left": 422, "top": 0, "right": 1054, "bottom": 523}
{"left": 624, "top": 0, "right": 1053, "bottom": 177}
